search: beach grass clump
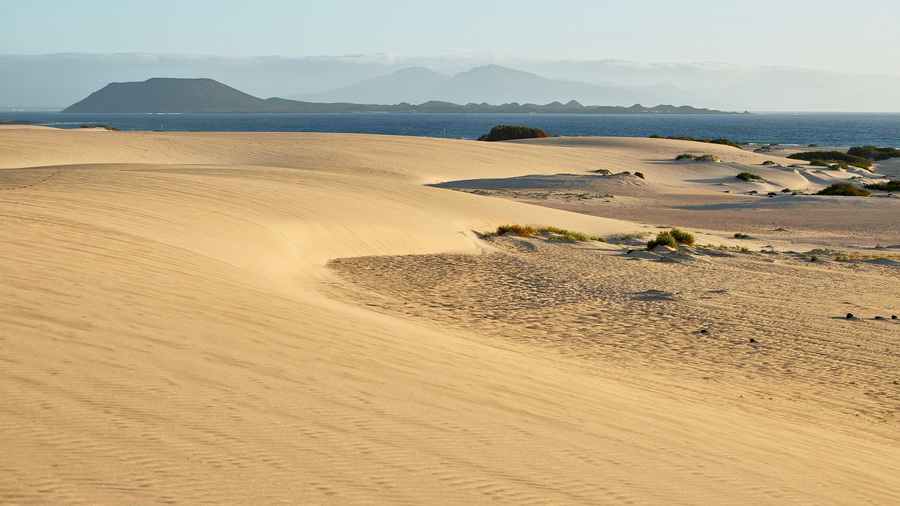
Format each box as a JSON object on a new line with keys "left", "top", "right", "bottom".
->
{"left": 538, "top": 226, "right": 592, "bottom": 242}
{"left": 591, "top": 168, "right": 611, "bottom": 175}
{"left": 734, "top": 232, "right": 749, "bottom": 238}
{"left": 816, "top": 183, "right": 871, "bottom": 196}
{"left": 736, "top": 172, "right": 762, "bottom": 181}
{"left": 676, "top": 153, "right": 720, "bottom": 162}
{"left": 488, "top": 224, "right": 603, "bottom": 242}
{"left": 494, "top": 224, "right": 538, "bottom": 237}
{"left": 646, "top": 231, "right": 678, "bottom": 250}
{"left": 864, "top": 180, "right": 900, "bottom": 191}
{"left": 669, "top": 227, "right": 696, "bottom": 246}
{"left": 647, "top": 228, "right": 695, "bottom": 250}
{"left": 478, "top": 125, "right": 552, "bottom": 141}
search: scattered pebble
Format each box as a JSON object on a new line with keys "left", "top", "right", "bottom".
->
{"left": 700, "top": 329, "right": 709, "bottom": 335}
{"left": 846, "top": 313, "right": 854, "bottom": 319}
{"left": 893, "top": 315, "right": 898, "bottom": 320}
{"left": 749, "top": 338, "right": 758, "bottom": 343}
{"left": 875, "top": 316, "right": 885, "bottom": 320}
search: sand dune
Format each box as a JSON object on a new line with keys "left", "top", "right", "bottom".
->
{"left": 2, "top": 128, "right": 899, "bottom": 504}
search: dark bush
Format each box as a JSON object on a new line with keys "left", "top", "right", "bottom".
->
{"left": 848, "top": 145, "right": 900, "bottom": 161}
{"left": 479, "top": 125, "right": 551, "bottom": 141}
{"left": 864, "top": 180, "right": 900, "bottom": 191}
{"left": 709, "top": 138, "right": 743, "bottom": 149}
{"left": 787, "top": 151, "right": 872, "bottom": 169}
{"left": 80, "top": 123, "right": 120, "bottom": 131}
{"left": 664, "top": 135, "right": 742, "bottom": 150}
{"left": 736, "top": 172, "right": 762, "bottom": 181}
{"left": 634, "top": 172, "right": 645, "bottom": 179}
{"left": 816, "top": 183, "right": 871, "bottom": 196}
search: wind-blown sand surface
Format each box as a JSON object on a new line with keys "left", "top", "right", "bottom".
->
{"left": 2, "top": 128, "right": 899, "bottom": 504}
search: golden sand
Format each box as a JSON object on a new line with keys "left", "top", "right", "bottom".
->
{"left": 1, "top": 128, "right": 899, "bottom": 503}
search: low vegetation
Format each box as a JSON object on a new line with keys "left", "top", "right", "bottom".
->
{"left": 80, "top": 123, "right": 120, "bottom": 131}
{"left": 736, "top": 172, "right": 762, "bottom": 181}
{"left": 487, "top": 225, "right": 603, "bottom": 242}
{"left": 493, "top": 224, "right": 537, "bottom": 237}
{"left": 734, "top": 232, "right": 749, "bottom": 238}
{"left": 669, "top": 228, "right": 696, "bottom": 246}
{"left": 816, "top": 183, "right": 872, "bottom": 196}
{"left": 647, "top": 227, "right": 695, "bottom": 250}
{"left": 650, "top": 134, "right": 743, "bottom": 149}
{"left": 847, "top": 145, "right": 900, "bottom": 161}
{"left": 478, "top": 125, "right": 552, "bottom": 141}
{"left": 864, "top": 180, "right": 900, "bottom": 191}
{"left": 787, "top": 150, "right": 873, "bottom": 169}
{"left": 676, "top": 153, "right": 721, "bottom": 162}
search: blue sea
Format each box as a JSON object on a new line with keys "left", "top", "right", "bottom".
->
{"left": 5, "top": 111, "right": 900, "bottom": 148}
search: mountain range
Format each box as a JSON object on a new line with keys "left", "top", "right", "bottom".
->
{"left": 62, "top": 77, "right": 740, "bottom": 114}
{"left": 5, "top": 54, "right": 900, "bottom": 111}
{"left": 289, "top": 65, "right": 657, "bottom": 107}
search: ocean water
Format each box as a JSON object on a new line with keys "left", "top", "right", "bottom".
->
{"left": 6, "top": 111, "right": 900, "bottom": 148}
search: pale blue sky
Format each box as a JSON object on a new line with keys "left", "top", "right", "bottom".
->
{"left": 2, "top": 0, "right": 899, "bottom": 72}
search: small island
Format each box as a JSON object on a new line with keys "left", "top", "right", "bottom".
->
{"left": 62, "top": 78, "right": 745, "bottom": 115}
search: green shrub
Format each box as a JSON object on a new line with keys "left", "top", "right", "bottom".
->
{"left": 787, "top": 151, "right": 872, "bottom": 169}
{"left": 864, "top": 180, "right": 900, "bottom": 191}
{"left": 736, "top": 172, "right": 762, "bottom": 181}
{"left": 649, "top": 133, "right": 664, "bottom": 139}
{"left": 647, "top": 228, "right": 694, "bottom": 250}
{"left": 669, "top": 228, "right": 695, "bottom": 246}
{"left": 734, "top": 232, "right": 749, "bottom": 238}
{"left": 816, "top": 183, "right": 871, "bottom": 196}
{"left": 647, "top": 231, "right": 678, "bottom": 250}
{"left": 592, "top": 168, "right": 611, "bottom": 175}
{"left": 848, "top": 145, "right": 900, "bottom": 161}
{"left": 676, "top": 153, "right": 697, "bottom": 160}
{"left": 478, "top": 125, "right": 552, "bottom": 141}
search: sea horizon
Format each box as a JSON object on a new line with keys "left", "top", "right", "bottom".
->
{"left": 5, "top": 111, "right": 900, "bottom": 148}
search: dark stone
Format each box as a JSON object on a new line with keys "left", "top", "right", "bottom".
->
{"left": 749, "top": 338, "right": 757, "bottom": 343}
{"left": 700, "top": 329, "right": 709, "bottom": 334}
{"left": 846, "top": 313, "right": 854, "bottom": 319}
{"left": 875, "top": 316, "right": 885, "bottom": 320}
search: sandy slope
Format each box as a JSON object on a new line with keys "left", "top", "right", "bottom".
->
{"left": 1, "top": 129, "right": 899, "bottom": 504}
